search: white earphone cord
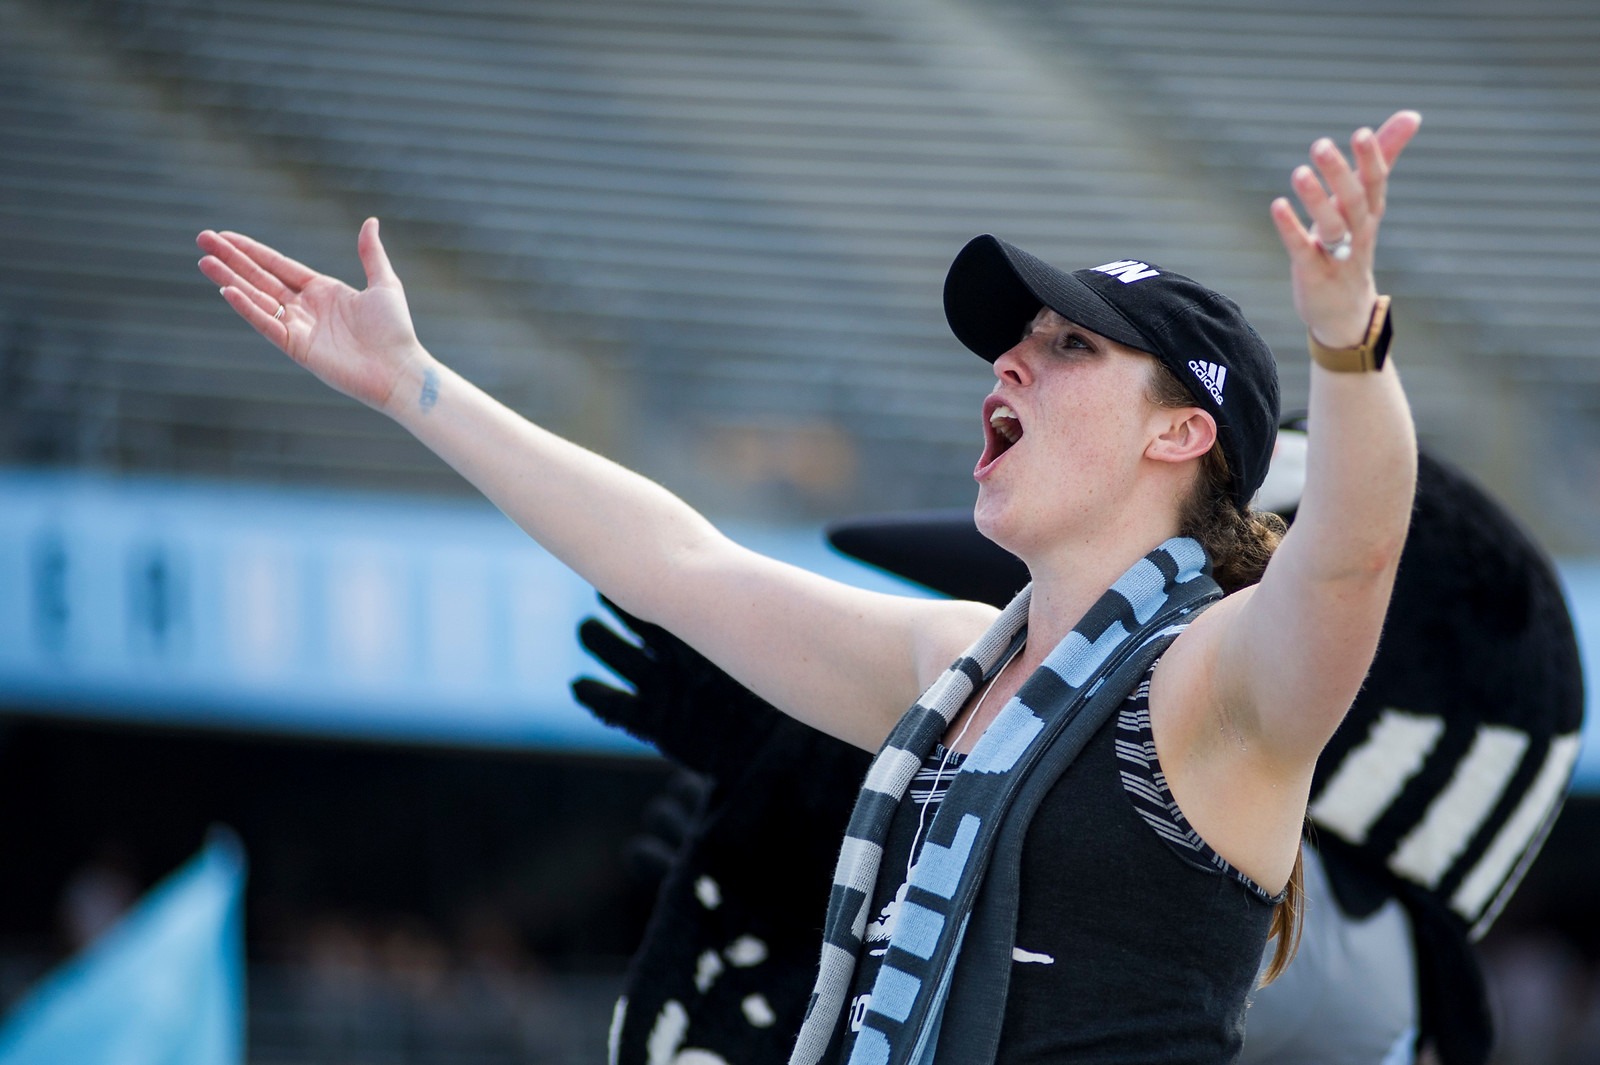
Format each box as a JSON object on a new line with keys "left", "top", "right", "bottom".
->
{"left": 905, "top": 641, "right": 1025, "bottom": 882}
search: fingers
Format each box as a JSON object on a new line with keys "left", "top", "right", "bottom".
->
{"left": 1269, "top": 195, "right": 1318, "bottom": 262}
{"left": 1349, "top": 126, "right": 1393, "bottom": 223}
{"left": 1360, "top": 110, "right": 1420, "bottom": 221}
{"left": 201, "top": 261, "right": 283, "bottom": 324}
{"left": 620, "top": 835, "right": 682, "bottom": 886}
{"left": 358, "top": 217, "right": 398, "bottom": 288}
{"left": 1281, "top": 111, "right": 1421, "bottom": 266}
{"left": 577, "top": 616, "right": 655, "bottom": 686}
{"left": 212, "top": 277, "right": 293, "bottom": 347}
{"left": 1328, "top": 111, "right": 1420, "bottom": 226}
{"left": 197, "top": 232, "right": 289, "bottom": 309}
{"left": 1277, "top": 147, "right": 1359, "bottom": 270}
{"left": 1291, "top": 150, "right": 1350, "bottom": 245}
{"left": 209, "top": 229, "right": 319, "bottom": 293}
{"left": 197, "top": 230, "right": 300, "bottom": 343}
{"left": 1303, "top": 136, "right": 1372, "bottom": 247}
{"left": 197, "top": 244, "right": 276, "bottom": 315}
{"left": 1372, "top": 109, "right": 1422, "bottom": 169}
{"left": 570, "top": 676, "right": 647, "bottom": 730}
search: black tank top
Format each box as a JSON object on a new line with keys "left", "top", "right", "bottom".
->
{"left": 839, "top": 663, "right": 1279, "bottom": 1064}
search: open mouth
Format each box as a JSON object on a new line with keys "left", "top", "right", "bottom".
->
{"left": 978, "top": 397, "right": 1023, "bottom": 471}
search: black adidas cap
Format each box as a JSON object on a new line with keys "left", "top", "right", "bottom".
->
{"left": 944, "top": 234, "right": 1281, "bottom": 512}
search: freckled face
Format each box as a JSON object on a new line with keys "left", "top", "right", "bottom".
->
{"left": 973, "top": 307, "right": 1167, "bottom": 555}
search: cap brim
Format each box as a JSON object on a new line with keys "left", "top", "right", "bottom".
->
{"left": 944, "top": 235, "right": 1155, "bottom": 360}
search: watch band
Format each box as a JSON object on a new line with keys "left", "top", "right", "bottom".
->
{"left": 1308, "top": 295, "right": 1393, "bottom": 373}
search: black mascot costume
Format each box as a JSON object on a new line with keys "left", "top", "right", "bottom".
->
{"left": 573, "top": 434, "right": 1584, "bottom": 1065}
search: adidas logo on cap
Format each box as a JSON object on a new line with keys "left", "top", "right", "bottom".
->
{"left": 1188, "top": 360, "right": 1227, "bottom": 404}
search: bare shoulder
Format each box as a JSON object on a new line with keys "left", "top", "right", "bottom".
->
{"left": 911, "top": 596, "right": 1002, "bottom": 689}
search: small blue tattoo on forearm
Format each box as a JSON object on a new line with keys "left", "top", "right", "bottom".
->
{"left": 420, "top": 369, "right": 439, "bottom": 412}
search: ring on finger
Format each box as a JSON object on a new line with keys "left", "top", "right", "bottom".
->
{"left": 273, "top": 303, "right": 286, "bottom": 321}
{"left": 1317, "top": 231, "right": 1353, "bottom": 262}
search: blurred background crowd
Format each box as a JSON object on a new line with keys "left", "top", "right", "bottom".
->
{"left": 3, "top": 0, "right": 1600, "bottom": 1062}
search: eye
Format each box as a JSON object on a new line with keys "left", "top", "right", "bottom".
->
{"left": 1053, "top": 330, "right": 1093, "bottom": 355}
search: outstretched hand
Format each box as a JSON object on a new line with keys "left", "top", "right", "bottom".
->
{"left": 1270, "top": 110, "right": 1421, "bottom": 348}
{"left": 572, "top": 597, "right": 786, "bottom": 778}
{"left": 197, "top": 218, "right": 427, "bottom": 411}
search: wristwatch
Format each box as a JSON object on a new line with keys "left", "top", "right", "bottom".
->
{"left": 1307, "top": 296, "right": 1393, "bottom": 373}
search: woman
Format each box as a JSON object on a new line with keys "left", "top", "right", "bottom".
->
{"left": 198, "top": 111, "right": 1420, "bottom": 1063}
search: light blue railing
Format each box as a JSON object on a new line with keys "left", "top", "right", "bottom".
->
{"left": 0, "top": 468, "right": 919, "bottom": 754}
{"left": 3, "top": 468, "right": 1597, "bottom": 792}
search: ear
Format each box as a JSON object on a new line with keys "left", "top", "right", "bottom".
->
{"left": 1145, "top": 407, "right": 1217, "bottom": 465}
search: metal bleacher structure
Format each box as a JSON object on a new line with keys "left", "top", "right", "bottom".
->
{"left": 3, "top": 2, "right": 1600, "bottom": 1061}
{"left": 5, "top": 0, "right": 1598, "bottom": 547}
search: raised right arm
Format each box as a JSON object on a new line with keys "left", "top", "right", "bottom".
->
{"left": 380, "top": 347, "right": 997, "bottom": 751}
{"left": 197, "top": 221, "right": 995, "bottom": 749}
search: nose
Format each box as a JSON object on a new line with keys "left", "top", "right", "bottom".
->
{"left": 992, "top": 341, "right": 1032, "bottom": 387}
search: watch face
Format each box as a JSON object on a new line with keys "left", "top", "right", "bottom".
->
{"left": 1370, "top": 302, "right": 1393, "bottom": 370}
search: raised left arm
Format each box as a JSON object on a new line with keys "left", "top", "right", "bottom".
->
{"left": 1212, "top": 111, "right": 1422, "bottom": 766}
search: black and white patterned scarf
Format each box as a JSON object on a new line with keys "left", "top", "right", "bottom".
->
{"left": 789, "top": 537, "right": 1221, "bottom": 1065}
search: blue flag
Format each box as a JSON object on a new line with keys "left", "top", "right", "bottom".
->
{"left": 0, "top": 829, "right": 247, "bottom": 1065}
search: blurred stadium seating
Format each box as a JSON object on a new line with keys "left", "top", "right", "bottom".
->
{"left": 4, "top": 0, "right": 1599, "bottom": 537}
{"left": 4, "top": 1, "right": 1600, "bottom": 1062}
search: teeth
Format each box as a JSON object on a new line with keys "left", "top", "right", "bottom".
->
{"left": 990, "top": 405, "right": 1021, "bottom": 444}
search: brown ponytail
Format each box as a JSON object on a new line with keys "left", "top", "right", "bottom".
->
{"left": 1177, "top": 445, "right": 1287, "bottom": 595}
{"left": 1259, "top": 844, "right": 1305, "bottom": 986}
{"left": 1146, "top": 361, "right": 1303, "bottom": 982}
